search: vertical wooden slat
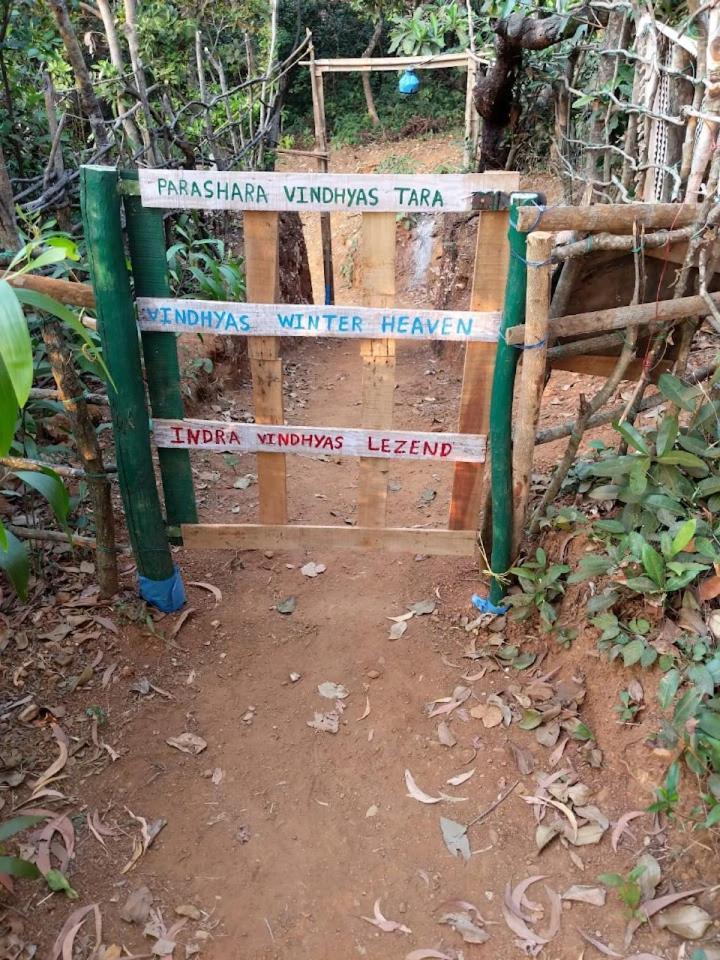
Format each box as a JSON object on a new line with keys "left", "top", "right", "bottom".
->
{"left": 511, "top": 232, "right": 553, "bottom": 553}
{"left": 309, "top": 44, "right": 334, "bottom": 304}
{"left": 449, "top": 210, "right": 510, "bottom": 531}
{"left": 244, "top": 211, "right": 287, "bottom": 524}
{"left": 358, "top": 212, "right": 396, "bottom": 528}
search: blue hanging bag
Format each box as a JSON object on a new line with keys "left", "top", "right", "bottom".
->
{"left": 398, "top": 69, "right": 420, "bottom": 95}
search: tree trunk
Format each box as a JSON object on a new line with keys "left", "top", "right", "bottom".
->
{"left": 362, "top": 19, "right": 383, "bottom": 126}
{"left": 122, "top": 0, "right": 158, "bottom": 163}
{"left": 0, "top": 139, "right": 19, "bottom": 251}
{"left": 95, "top": 0, "right": 143, "bottom": 152}
{"left": 40, "top": 319, "right": 118, "bottom": 597}
{"left": 474, "top": 5, "right": 603, "bottom": 170}
{"left": 46, "top": 0, "right": 110, "bottom": 150}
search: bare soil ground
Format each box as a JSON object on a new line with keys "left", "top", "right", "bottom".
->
{"left": 2, "top": 134, "right": 719, "bottom": 960}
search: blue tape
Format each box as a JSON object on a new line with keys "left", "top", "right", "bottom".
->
{"left": 471, "top": 593, "right": 508, "bottom": 616}
{"left": 324, "top": 282, "right": 332, "bottom": 305}
{"left": 139, "top": 566, "right": 187, "bottom": 612}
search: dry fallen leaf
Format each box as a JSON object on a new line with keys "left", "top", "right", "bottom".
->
{"left": 438, "top": 909, "right": 489, "bottom": 944}
{"left": 437, "top": 722, "right": 457, "bottom": 747}
{"left": 187, "top": 581, "right": 222, "bottom": 606}
{"left": 655, "top": 903, "right": 711, "bottom": 939}
{"left": 120, "top": 887, "right": 153, "bottom": 925}
{"left": 301, "top": 562, "right": 326, "bottom": 578}
{"left": 409, "top": 599, "right": 435, "bottom": 615}
{"left": 440, "top": 817, "right": 470, "bottom": 861}
{"left": 508, "top": 741, "right": 534, "bottom": 775}
{"left": 405, "top": 952, "right": 453, "bottom": 960}
{"left": 389, "top": 621, "right": 408, "bottom": 641}
{"left": 611, "top": 810, "right": 644, "bottom": 852}
{"left": 405, "top": 769, "right": 443, "bottom": 804}
{"left": 31, "top": 724, "right": 68, "bottom": 795}
{"left": 361, "top": 899, "right": 411, "bottom": 934}
{"left": 307, "top": 712, "right": 339, "bottom": 733}
{"left": 318, "top": 681, "right": 349, "bottom": 700}
{"left": 577, "top": 929, "right": 622, "bottom": 957}
{"left": 470, "top": 703, "right": 503, "bottom": 728}
{"left": 562, "top": 885, "right": 606, "bottom": 906}
{"left": 429, "top": 686, "right": 472, "bottom": 718}
{"left": 166, "top": 733, "right": 207, "bottom": 755}
{"left": 447, "top": 769, "right": 475, "bottom": 787}
{"left": 49, "top": 903, "right": 101, "bottom": 960}
{"left": 699, "top": 573, "right": 720, "bottom": 602}
{"left": 356, "top": 697, "right": 371, "bottom": 721}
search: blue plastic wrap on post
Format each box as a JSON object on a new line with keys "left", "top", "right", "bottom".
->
{"left": 399, "top": 70, "right": 420, "bottom": 95}
{"left": 139, "top": 566, "right": 187, "bottom": 612}
{"left": 471, "top": 593, "right": 508, "bottom": 616}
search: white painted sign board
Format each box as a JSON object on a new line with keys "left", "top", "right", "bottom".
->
{"left": 153, "top": 418, "right": 486, "bottom": 463}
{"left": 136, "top": 297, "right": 501, "bottom": 342}
{"left": 138, "top": 169, "right": 517, "bottom": 213}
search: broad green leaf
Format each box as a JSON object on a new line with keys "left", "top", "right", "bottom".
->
{"left": 598, "top": 873, "right": 624, "bottom": 887}
{"left": 629, "top": 457, "right": 649, "bottom": 495}
{"left": 15, "top": 470, "right": 69, "bottom": 527}
{"left": 703, "top": 804, "right": 720, "bottom": 828}
{"left": 641, "top": 543, "right": 665, "bottom": 586}
{"left": 698, "top": 710, "right": 720, "bottom": 740}
{"left": 588, "top": 484, "right": 621, "bottom": 501}
{"left": 0, "top": 353, "right": 18, "bottom": 458}
{"left": 656, "top": 415, "right": 679, "bottom": 457}
{"left": 7, "top": 247, "right": 67, "bottom": 277}
{"left": 0, "top": 280, "right": 32, "bottom": 408}
{"left": 13, "top": 289, "right": 112, "bottom": 386}
{"left": 658, "top": 668, "right": 681, "bottom": 710}
{"left": 0, "top": 856, "right": 40, "bottom": 879}
{"left": 671, "top": 518, "right": 697, "bottom": 557}
{"left": 0, "top": 519, "right": 7, "bottom": 552}
{"left": 688, "top": 665, "right": 714, "bottom": 697}
{"left": 622, "top": 638, "right": 645, "bottom": 666}
{"left": 613, "top": 420, "right": 649, "bottom": 455}
{"left": 0, "top": 530, "right": 29, "bottom": 600}
{"left": 657, "top": 451, "right": 708, "bottom": 473}
{"left": 594, "top": 519, "right": 626, "bottom": 534}
{"left": 695, "top": 476, "right": 720, "bottom": 499}
{"left": 0, "top": 814, "right": 47, "bottom": 842}
{"left": 658, "top": 372, "right": 698, "bottom": 412}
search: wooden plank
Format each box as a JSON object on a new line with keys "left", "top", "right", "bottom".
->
{"left": 515, "top": 202, "right": 702, "bottom": 234}
{"left": 182, "top": 523, "right": 477, "bottom": 556}
{"left": 300, "top": 53, "right": 473, "bottom": 72}
{"left": 358, "top": 213, "right": 396, "bottom": 527}
{"left": 549, "top": 355, "right": 671, "bottom": 379}
{"left": 138, "top": 169, "right": 521, "bottom": 213}
{"left": 506, "top": 289, "right": 720, "bottom": 345}
{"left": 154, "top": 418, "right": 485, "bottom": 462}
{"left": 136, "top": 297, "right": 501, "bottom": 341}
{"left": 244, "top": 211, "right": 287, "bottom": 524}
{"left": 511, "top": 233, "right": 553, "bottom": 553}
{"left": 449, "top": 209, "right": 512, "bottom": 531}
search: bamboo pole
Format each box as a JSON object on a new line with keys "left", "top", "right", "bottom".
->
{"left": 516, "top": 202, "right": 702, "bottom": 234}
{"left": 123, "top": 182, "right": 198, "bottom": 533}
{"left": 80, "top": 165, "right": 174, "bottom": 583}
{"left": 40, "top": 318, "right": 118, "bottom": 596}
{"left": 511, "top": 233, "right": 552, "bottom": 554}
{"left": 506, "top": 290, "right": 720, "bottom": 345}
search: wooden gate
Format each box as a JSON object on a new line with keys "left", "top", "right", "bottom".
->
{"left": 81, "top": 166, "right": 519, "bottom": 584}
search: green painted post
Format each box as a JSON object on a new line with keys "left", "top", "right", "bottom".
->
{"left": 489, "top": 193, "right": 542, "bottom": 606}
{"left": 122, "top": 176, "right": 197, "bottom": 533}
{"left": 80, "top": 165, "right": 175, "bottom": 582}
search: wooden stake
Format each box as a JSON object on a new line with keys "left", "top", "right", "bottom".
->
{"left": 511, "top": 233, "right": 552, "bottom": 554}
{"left": 449, "top": 210, "right": 510, "bottom": 531}
{"left": 358, "top": 212, "right": 396, "bottom": 528}
{"left": 309, "top": 41, "right": 334, "bottom": 304}
{"left": 244, "top": 211, "right": 288, "bottom": 524}
{"left": 40, "top": 319, "right": 118, "bottom": 596}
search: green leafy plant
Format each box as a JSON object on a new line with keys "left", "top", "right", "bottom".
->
{"left": 0, "top": 814, "right": 47, "bottom": 888}
{"left": 388, "top": 1, "right": 469, "bottom": 57}
{"left": 505, "top": 547, "right": 570, "bottom": 631}
{"left": 167, "top": 217, "right": 245, "bottom": 301}
{"left": 591, "top": 612, "right": 657, "bottom": 667}
{"left": 0, "top": 241, "right": 106, "bottom": 598}
{"left": 647, "top": 761, "right": 681, "bottom": 818}
{"left": 598, "top": 864, "right": 647, "bottom": 915}
{"left": 616, "top": 687, "right": 643, "bottom": 723}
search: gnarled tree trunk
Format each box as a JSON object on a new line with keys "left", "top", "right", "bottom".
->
{"left": 362, "top": 19, "right": 383, "bottom": 126}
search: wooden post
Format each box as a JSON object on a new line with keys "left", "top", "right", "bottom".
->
{"left": 123, "top": 187, "right": 198, "bottom": 535}
{"left": 244, "top": 211, "right": 288, "bottom": 524}
{"left": 511, "top": 232, "right": 552, "bottom": 553}
{"left": 80, "top": 165, "right": 174, "bottom": 582}
{"left": 449, "top": 210, "right": 510, "bottom": 531}
{"left": 358, "top": 212, "right": 396, "bottom": 528}
{"left": 309, "top": 41, "right": 335, "bottom": 304}
{"left": 40, "top": 319, "right": 118, "bottom": 596}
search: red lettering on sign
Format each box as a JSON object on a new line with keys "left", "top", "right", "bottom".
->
{"left": 367, "top": 436, "right": 380, "bottom": 452}
{"left": 214, "top": 428, "right": 226, "bottom": 445}
{"left": 409, "top": 439, "right": 420, "bottom": 455}
{"left": 228, "top": 430, "right": 240, "bottom": 445}
{"left": 381, "top": 438, "right": 391, "bottom": 453}
{"left": 439, "top": 442, "right": 452, "bottom": 457}
{"left": 187, "top": 428, "right": 201, "bottom": 444}
{"left": 202, "top": 429, "right": 214, "bottom": 444}
{"left": 170, "top": 426, "right": 184, "bottom": 444}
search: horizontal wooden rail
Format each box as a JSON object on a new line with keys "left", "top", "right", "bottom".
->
{"left": 516, "top": 202, "right": 702, "bottom": 234}
{"left": 182, "top": 523, "right": 477, "bottom": 556}
{"left": 154, "top": 418, "right": 486, "bottom": 463}
{"left": 9, "top": 273, "right": 95, "bottom": 309}
{"left": 506, "top": 291, "right": 720, "bottom": 345}
{"left": 300, "top": 53, "right": 474, "bottom": 73}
